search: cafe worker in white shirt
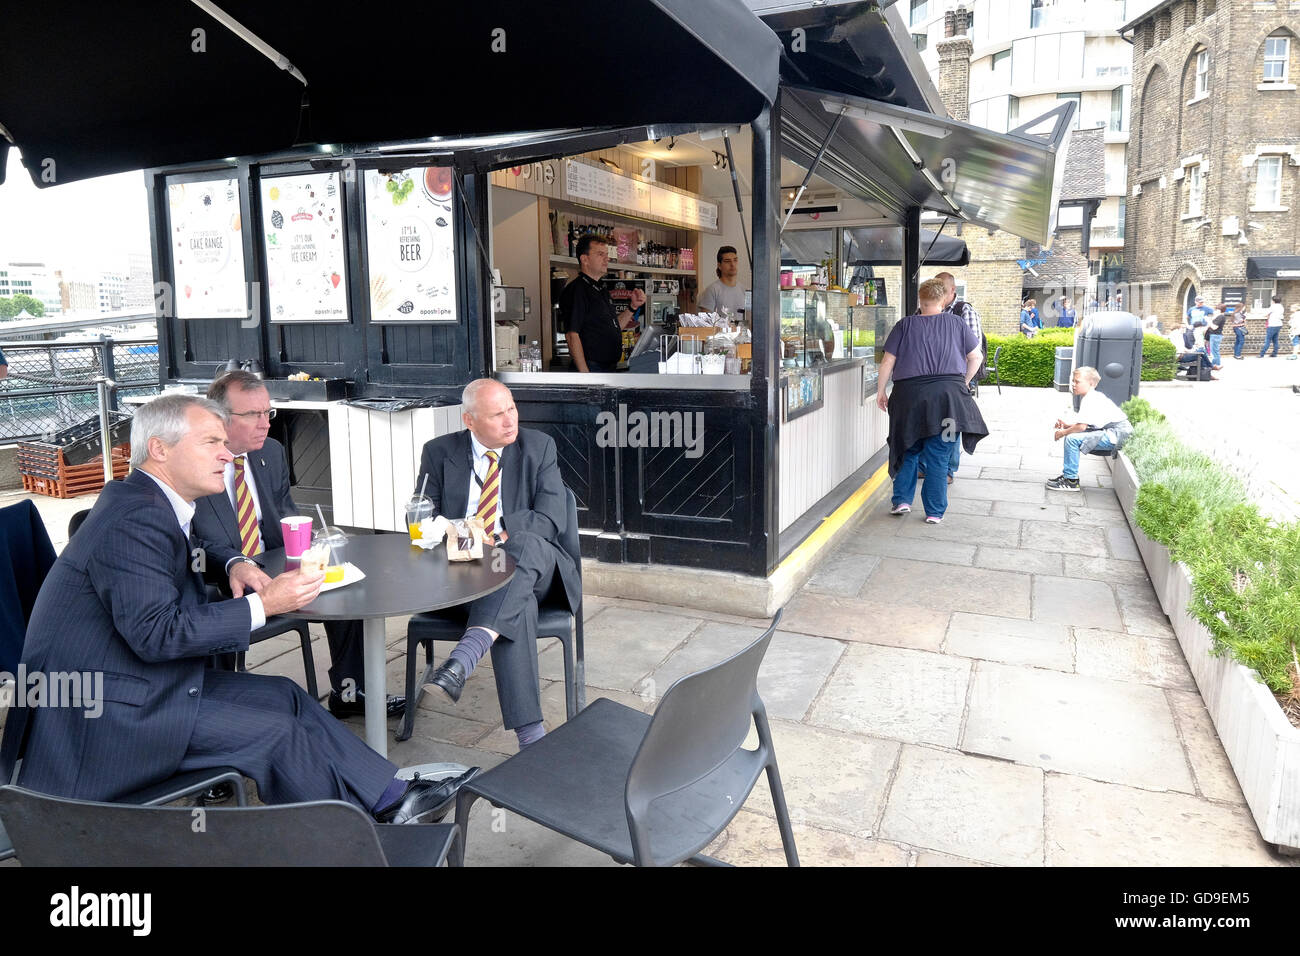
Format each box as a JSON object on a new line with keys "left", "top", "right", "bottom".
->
{"left": 414, "top": 379, "right": 581, "bottom": 749}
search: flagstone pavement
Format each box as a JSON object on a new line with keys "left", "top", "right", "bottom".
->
{"left": 3, "top": 383, "right": 1296, "bottom": 867}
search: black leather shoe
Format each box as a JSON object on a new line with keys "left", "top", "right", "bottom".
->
{"left": 376, "top": 767, "right": 482, "bottom": 825}
{"left": 328, "top": 691, "right": 407, "bottom": 719}
{"left": 426, "top": 658, "right": 467, "bottom": 703}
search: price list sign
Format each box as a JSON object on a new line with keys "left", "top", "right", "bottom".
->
{"left": 363, "top": 167, "right": 458, "bottom": 323}
{"left": 260, "top": 172, "right": 349, "bottom": 323}
{"left": 168, "top": 177, "right": 248, "bottom": 319}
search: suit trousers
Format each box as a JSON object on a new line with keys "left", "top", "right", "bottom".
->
{"left": 464, "top": 530, "right": 562, "bottom": 730}
{"left": 176, "top": 669, "right": 397, "bottom": 811}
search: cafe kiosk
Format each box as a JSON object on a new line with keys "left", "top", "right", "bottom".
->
{"left": 143, "top": 1, "right": 1068, "bottom": 608}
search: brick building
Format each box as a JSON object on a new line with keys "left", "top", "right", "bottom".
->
{"left": 1122, "top": 0, "right": 1300, "bottom": 326}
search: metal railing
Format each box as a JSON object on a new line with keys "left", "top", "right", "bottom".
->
{"left": 0, "top": 336, "right": 160, "bottom": 443}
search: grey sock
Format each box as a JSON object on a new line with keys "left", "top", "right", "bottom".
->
{"left": 515, "top": 720, "right": 546, "bottom": 748}
{"left": 448, "top": 627, "right": 494, "bottom": 679}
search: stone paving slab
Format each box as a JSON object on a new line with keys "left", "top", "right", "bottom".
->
{"left": 878, "top": 745, "right": 1045, "bottom": 867}
{"left": 1073, "top": 628, "right": 1197, "bottom": 691}
{"left": 1020, "top": 520, "right": 1110, "bottom": 558}
{"left": 782, "top": 592, "right": 949, "bottom": 652}
{"left": 945, "top": 611, "right": 1073, "bottom": 671}
{"left": 977, "top": 466, "right": 1060, "bottom": 483}
{"left": 958, "top": 452, "right": 1026, "bottom": 469}
{"left": 746, "top": 719, "right": 899, "bottom": 837}
{"left": 1031, "top": 575, "right": 1123, "bottom": 629}
{"left": 974, "top": 545, "right": 1064, "bottom": 576}
{"left": 1060, "top": 554, "right": 1149, "bottom": 586}
{"left": 1105, "top": 525, "right": 1142, "bottom": 561}
{"left": 809, "top": 644, "right": 970, "bottom": 747}
{"left": 941, "top": 497, "right": 993, "bottom": 515}
{"left": 949, "top": 478, "right": 1048, "bottom": 503}
{"left": 963, "top": 662, "right": 1196, "bottom": 793}
{"left": 707, "top": 810, "right": 908, "bottom": 866}
{"left": 1044, "top": 774, "right": 1283, "bottom": 866}
{"left": 1064, "top": 504, "right": 1131, "bottom": 527}
{"left": 536, "top": 605, "right": 702, "bottom": 691}
{"left": 804, "top": 549, "right": 881, "bottom": 595}
{"left": 895, "top": 511, "right": 1022, "bottom": 548}
{"left": 1166, "top": 688, "right": 1249, "bottom": 805}
{"left": 647, "top": 623, "right": 844, "bottom": 722}
{"left": 990, "top": 500, "right": 1070, "bottom": 522}
{"left": 1111, "top": 581, "right": 1175, "bottom": 638}
{"left": 914, "top": 849, "right": 991, "bottom": 866}
{"left": 860, "top": 558, "right": 1032, "bottom": 619}
{"left": 847, "top": 533, "right": 976, "bottom": 566}
{"left": 1080, "top": 487, "right": 1123, "bottom": 511}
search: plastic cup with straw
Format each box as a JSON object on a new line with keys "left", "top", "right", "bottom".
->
{"left": 406, "top": 474, "right": 434, "bottom": 543}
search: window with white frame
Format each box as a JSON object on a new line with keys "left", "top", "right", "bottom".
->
{"left": 1263, "top": 36, "right": 1289, "bottom": 83}
{"left": 992, "top": 49, "right": 1011, "bottom": 85}
{"left": 910, "top": 0, "right": 929, "bottom": 27}
{"left": 913, "top": 32, "right": 928, "bottom": 51}
{"left": 1008, "top": 95, "right": 1020, "bottom": 128}
{"left": 1195, "top": 49, "right": 1209, "bottom": 96}
{"left": 1109, "top": 85, "right": 1130, "bottom": 131}
{"left": 1185, "top": 164, "right": 1204, "bottom": 216}
{"left": 1250, "top": 279, "right": 1275, "bottom": 311}
{"left": 1256, "top": 155, "right": 1283, "bottom": 207}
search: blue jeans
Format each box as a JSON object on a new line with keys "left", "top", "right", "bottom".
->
{"left": 1207, "top": 333, "right": 1222, "bottom": 365}
{"left": 1233, "top": 327, "right": 1245, "bottom": 357}
{"left": 893, "top": 433, "right": 956, "bottom": 518}
{"left": 1063, "top": 432, "right": 1116, "bottom": 479}
{"left": 948, "top": 433, "right": 961, "bottom": 477}
{"left": 1260, "top": 326, "right": 1281, "bottom": 356}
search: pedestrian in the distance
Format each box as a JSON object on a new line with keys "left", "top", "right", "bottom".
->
{"left": 1229, "top": 304, "right": 1247, "bottom": 360}
{"left": 1260, "top": 295, "right": 1284, "bottom": 357}
{"left": 1058, "top": 297, "right": 1077, "bottom": 328}
{"left": 1289, "top": 304, "right": 1300, "bottom": 360}
{"left": 1205, "top": 308, "right": 1225, "bottom": 369}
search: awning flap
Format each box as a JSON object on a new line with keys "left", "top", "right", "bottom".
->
{"left": 1247, "top": 256, "right": 1300, "bottom": 280}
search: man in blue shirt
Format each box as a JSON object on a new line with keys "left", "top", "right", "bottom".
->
{"left": 1057, "top": 297, "right": 1077, "bottom": 328}
{"left": 1020, "top": 298, "right": 1041, "bottom": 337}
{"left": 1187, "top": 295, "right": 1213, "bottom": 326}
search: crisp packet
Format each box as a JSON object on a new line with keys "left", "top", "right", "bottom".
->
{"left": 444, "top": 517, "right": 488, "bottom": 561}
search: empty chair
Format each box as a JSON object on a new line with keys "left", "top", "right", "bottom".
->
{"left": 0, "top": 786, "right": 458, "bottom": 867}
{"left": 401, "top": 486, "right": 585, "bottom": 741}
{"left": 450, "top": 609, "right": 797, "bottom": 867}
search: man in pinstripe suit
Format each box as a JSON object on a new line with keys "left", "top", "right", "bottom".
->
{"left": 0, "top": 396, "right": 473, "bottom": 823}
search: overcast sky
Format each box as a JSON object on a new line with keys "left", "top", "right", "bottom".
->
{"left": 0, "top": 151, "right": 151, "bottom": 278}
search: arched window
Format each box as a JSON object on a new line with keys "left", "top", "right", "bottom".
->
{"left": 1261, "top": 31, "right": 1293, "bottom": 84}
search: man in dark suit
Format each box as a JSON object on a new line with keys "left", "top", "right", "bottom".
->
{"left": 418, "top": 379, "right": 580, "bottom": 749}
{"left": 0, "top": 395, "right": 472, "bottom": 824}
{"left": 192, "top": 371, "right": 403, "bottom": 718}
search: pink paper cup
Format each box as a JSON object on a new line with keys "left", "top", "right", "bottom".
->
{"left": 281, "top": 516, "right": 313, "bottom": 559}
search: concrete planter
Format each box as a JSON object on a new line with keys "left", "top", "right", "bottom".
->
{"left": 1113, "top": 451, "right": 1300, "bottom": 853}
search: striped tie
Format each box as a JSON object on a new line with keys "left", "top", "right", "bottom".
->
{"left": 475, "top": 451, "right": 500, "bottom": 533}
{"left": 233, "top": 456, "right": 262, "bottom": 556}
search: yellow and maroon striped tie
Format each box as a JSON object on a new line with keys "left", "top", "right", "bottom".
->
{"left": 475, "top": 451, "right": 500, "bottom": 533}
{"left": 233, "top": 456, "right": 262, "bottom": 556}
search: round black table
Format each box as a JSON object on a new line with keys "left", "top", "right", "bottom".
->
{"left": 262, "top": 534, "right": 515, "bottom": 756}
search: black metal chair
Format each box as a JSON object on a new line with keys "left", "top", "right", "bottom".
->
{"left": 450, "top": 609, "right": 798, "bottom": 867}
{"left": 0, "top": 785, "right": 459, "bottom": 866}
{"left": 400, "top": 487, "right": 585, "bottom": 741}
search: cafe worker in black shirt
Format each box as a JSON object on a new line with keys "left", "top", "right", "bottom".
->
{"left": 559, "top": 234, "right": 645, "bottom": 372}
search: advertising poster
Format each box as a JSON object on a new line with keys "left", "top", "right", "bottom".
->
{"left": 260, "top": 172, "right": 349, "bottom": 322}
{"left": 168, "top": 177, "right": 247, "bottom": 319}
{"left": 363, "top": 166, "right": 458, "bottom": 323}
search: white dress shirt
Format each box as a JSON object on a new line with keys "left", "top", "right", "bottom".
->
{"left": 140, "top": 469, "right": 266, "bottom": 631}
{"left": 466, "top": 432, "right": 505, "bottom": 535}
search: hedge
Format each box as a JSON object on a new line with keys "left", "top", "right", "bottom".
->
{"left": 983, "top": 331, "right": 1176, "bottom": 387}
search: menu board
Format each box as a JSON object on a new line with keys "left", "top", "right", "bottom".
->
{"left": 168, "top": 177, "right": 247, "bottom": 319}
{"left": 260, "top": 172, "right": 349, "bottom": 323}
{"left": 363, "top": 167, "right": 458, "bottom": 323}
{"left": 565, "top": 160, "right": 718, "bottom": 231}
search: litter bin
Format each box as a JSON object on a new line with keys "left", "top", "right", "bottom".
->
{"left": 1073, "top": 311, "right": 1143, "bottom": 411}
{"left": 1053, "top": 347, "right": 1074, "bottom": 392}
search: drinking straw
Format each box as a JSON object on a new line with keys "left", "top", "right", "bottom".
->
{"left": 314, "top": 503, "right": 332, "bottom": 564}
{"left": 418, "top": 473, "right": 428, "bottom": 500}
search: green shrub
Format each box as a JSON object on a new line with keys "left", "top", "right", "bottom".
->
{"left": 1139, "top": 334, "right": 1176, "bottom": 382}
{"left": 1121, "top": 396, "right": 1166, "bottom": 426}
{"left": 983, "top": 331, "right": 1175, "bottom": 387}
{"left": 1126, "top": 429, "right": 1294, "bottom": 694}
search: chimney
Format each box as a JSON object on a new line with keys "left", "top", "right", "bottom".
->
{"left": 936, "top": 5, "right": 972, "bottom": 122}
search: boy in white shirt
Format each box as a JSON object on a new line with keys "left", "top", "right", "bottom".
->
{"left": 1045, "top": 366, "right": 1134, "bottom": 492}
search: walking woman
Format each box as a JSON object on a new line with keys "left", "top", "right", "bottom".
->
{"left": 876, "top": 278, "right": 988, "bottom": 524}
{"left": 1228, "top": 303, "right": 1247, "bottom": 360}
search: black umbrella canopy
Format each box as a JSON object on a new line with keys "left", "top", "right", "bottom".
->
{"left": 1, "top": 0, "right": 780, "bottom": 188}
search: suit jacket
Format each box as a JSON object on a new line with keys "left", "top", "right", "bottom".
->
{"left": 192, "top": 436, "right": 296, "bottom": 582}
{"left": 416, "top": 428, "right": 580, "bottom": 613}
{"left": 0, "top": 470, "right": 252, "bottom": 801}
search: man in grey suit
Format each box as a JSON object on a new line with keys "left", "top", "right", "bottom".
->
{"left": 192, "top": 371, "right": 403, "bottom": 718}
{"left": 0, "top": 395, "right": 473, "bottom": 824}
{"left": 418, "top": 379, "right": 580, "bottom": 749}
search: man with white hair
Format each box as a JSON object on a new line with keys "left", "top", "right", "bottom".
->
{"left": 415, "top": 379, "right": 580, "bottom": 749}
{"left": 1, "top": 394, "right": 475, "bottom": 824}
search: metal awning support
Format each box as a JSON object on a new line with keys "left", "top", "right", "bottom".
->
{"left": 780, "top": 104, "right": 847, "bottom": 233}
{"left": 723, "top": 130, "right": 752, "bottom": 270}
